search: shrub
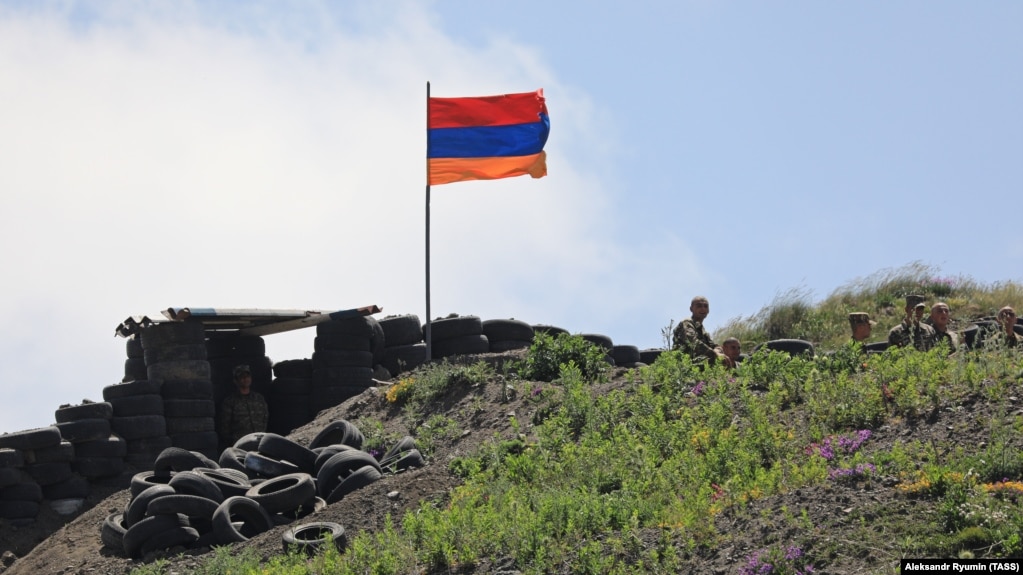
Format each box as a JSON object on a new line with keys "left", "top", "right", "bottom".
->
{"left": 517, "top": 332, "right": 609, "bottom": 383}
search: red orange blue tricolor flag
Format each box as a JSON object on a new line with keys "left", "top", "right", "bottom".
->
{"left": 427, "top": 89, "right": 549, "bottom": 185}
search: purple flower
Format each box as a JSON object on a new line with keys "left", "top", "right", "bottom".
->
{"left": 691, "top": 381, "right": 705, "bottom": 396}
{"left": 785, "top": 546, "right": 803, "bottom": 561}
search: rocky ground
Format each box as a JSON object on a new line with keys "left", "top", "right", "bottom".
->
{"left": 0, "top": 349, "right": 1018, "bottom": 574}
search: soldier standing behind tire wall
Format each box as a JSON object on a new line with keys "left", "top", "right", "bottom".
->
{"left": 217, "top": 365, "right": 268, "bottom": 450}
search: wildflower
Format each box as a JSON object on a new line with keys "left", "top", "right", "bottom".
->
{"left": 691, "top": 381, "right": 706, "bottom": 396}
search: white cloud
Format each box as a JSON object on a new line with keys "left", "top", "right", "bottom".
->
{"left": 0, "top": 1, "right": 709, "bottom": 433}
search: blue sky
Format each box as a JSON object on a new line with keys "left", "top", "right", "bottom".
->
{"left": 1, "top": 1, "right": 1020, "bottom": 433}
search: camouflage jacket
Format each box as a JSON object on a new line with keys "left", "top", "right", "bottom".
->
{"left": 218, "top": 391, "right": 269, "bottom": 447}
{"left": 932, "top": 329, "right": 960, "bottom": 353}
{"left": 887, "top": 319, "right": 936, "bottom": 351}
{"left": 672, "top": 318, "right": 718, "bottom": 362}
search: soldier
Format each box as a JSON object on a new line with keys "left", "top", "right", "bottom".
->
{"left": 722, "top": 337, "right": 742, "bottom": 365}
{"left": 925, "top": 302, "right": 959, "bottom": 352}
{"left": 217, "top": 364, "right": 269, "bottom": 449}
{"left": 848, "top": 312, "right": 876, "bottom": 343}
{"left": 996, "top": 306, "right": 1022, "bottom": 349}
{"left": 672, "top": 296, "right": 733, "bottom": 367}
{"left": 888, "top": 295, "right": 936, "bottom": 351}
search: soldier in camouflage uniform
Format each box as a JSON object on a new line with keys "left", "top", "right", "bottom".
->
{"left": 218, "top": 364, "right": 269, "bottom": 449}
{"left": 995, "top": 306, "right": 1022, "bottom": 349}
{"left": 887, "top": 295, "right": 936, "bottom": 351}
{"left": 923, "top": 302, "right": 959, "bottom": 353}
{"left": 849, "top": 312, "right": 876, "bottom": 343}
{"left": 672, "top": 296, "right": 733, "bottom": 367}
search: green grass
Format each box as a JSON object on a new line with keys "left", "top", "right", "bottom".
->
{"left": 131, "top": 266, "right": 1023, "bottom": 574}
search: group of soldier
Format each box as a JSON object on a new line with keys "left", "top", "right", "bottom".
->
{"left": 672, "top": 295, "right": 1021, "bottom": 367}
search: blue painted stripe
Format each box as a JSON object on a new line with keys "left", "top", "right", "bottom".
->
{"left": 428, "top": 115, "right": 549, "bottom": 159}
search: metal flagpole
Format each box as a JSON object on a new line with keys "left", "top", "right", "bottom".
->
{"left": 424, "top": 81, "right": 432, "bottom": 361}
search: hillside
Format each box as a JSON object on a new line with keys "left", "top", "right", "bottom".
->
{"left": 3, "top": 339, "right": 1022, "bottom": 574}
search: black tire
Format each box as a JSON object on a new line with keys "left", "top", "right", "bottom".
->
{"left": 316, "top": 315, "right": 376, "bottom": 339}
{"left": 246, "top": 473, "right": 316, "bottom": 514}
{"left": 154, "top": 447, "right": 217, "bottom": 477}
{"left": 753, "top": 339, "right": 815, "bottom": 358}
{"left": 270, "top": 377, "right": 313, "bottom": 396}
{"left": 217, "top": 447, "right": 251, "bottom": 476}
{"left": 55, "top": 418, "right": 111, "bottom": 443}
{"left": 369, "top": 317, "right": 386, "bottom": 364}
{"left": 163, "top": 399, "right": 216, "bottom": 418}
{"left": 380, "top": 343, "right": 428, "bottom": 377}
{"left": 862, "top": 341, "right": 890, "bottom": 353}
{"left": 146, "top": 493, "right": 219, "bottom": 521}
{"left": 325, "top": 464, "right": 381, "bottom": 503}
{"left": 428, "top": 315, "right": 483, "bottom": 340}
{"left": 611, "top": 345, "right": 641, "bottom": 365}
{"left": 382, "top": 435, "right": 417, "bottom": 464}
{"left": 101, "top": 512, "right": 128, "bottom": 553}
{"left": 0, "top": 426, "right": 62, "bottom": 450}
{"left": 165, "top": 417, "right": 215, "bottom": 435}
{"left": 42, "top": 474, "right": 90, "bottom": 499}
{"left": 27, "top": 440, "right": 75, "bottom": 463}
{"left": 126, "top": 435, "right": 173, "bottom": 455}
{"left": 74, "top": 456, "right": 125, "bottom": 479}
{"left": 26, "top": 462, "right": 72, "bottom": 486}
{"left": 148, "top": 360, "right": 212, "bottom": 382}
{"left": 130, "top": 470, "right": 175, "bottom": 498}
{"left": 0, "top": 500, "right": 40, "bottom": 520}
{"left": 244, "top": 452, "right": 300, "bottom": 479}
{"left": 54, "top": 402, "right": 113, "bottom": 423}
{"left": 392, "top": 448, "right": 425, "bottom": 472}
{"left": 432, "top": 334, "right": 490, "bottom": 358}
{"left": 1, "top": 481, "right": 42, "bottom": 502}
{"left": 109, "top": 394, "right": 164, "bottom": 417}
{"left": 126, "top": 485, "right": 176, "bottom": 527}
{"left": 233, "top": 433, "right": 268, "bottom": 451}
{"left": 273, "top": 359, "right": 313, "bottom": 379}
{"left": 111, "top": 415, "right": 166, "bottom": 440}
{"left": 168, "top": 470, "right": 224, "bottom": 503}
{"left": 126, "top": 337, "right": 144, "bottom": 359}
{"left": 312, "top": 445, "right": 357, "bottom": 475}
{"left": 488, "top": 339, "right": 531, "bottom": 352}
{"left": 195, "top": 468, "right": 251, "bottom": 498}
{"left": 0, "top": 467, "right": 25, "bottom": 489}
{"left": 124, "top": 358, "right": 148, "bottom": 382}
{"left": 140, "top": 321, "right": 205, "bottom": 349}
{"left": 580, "top": 334, "right": 613, "bottom": 351}
{"left": 0, "top": 447, "right": 23, "bottom": 467}
{"left": 103, "top": 380, "right": 161, "bottom": 401}
{"left": 309, "top": 420, "right": 364, "bottom": 450}
{"left": 123, "top": 513, "right": 188, "bottom": 558}
{"left": 312, "top": 366, "right": 374, "bottom": 386}
{"left": 379, "top": 315, "right": 423, "bottom": 347}
{"left": 314, "top": 334, "right": 371, "bottom": 352}
{"left": 312, "top": 349, "right": 374, "bottom": 368}
{"left": 258, "top": 434, "right": 317, "bottom": 475}
{"left": 282, "top": 521, "right": 346, "bottom": 555}
{"left": 139, "top": 525, "right": 199, "bottom": 556}
{"left": 160, "top": 379, "right": 214, "bottom": 400}
{"left": 639, "top": 348, "right": 664, "bottom": 365}
{"left": 532, "top": 324, "right": 569, "bottom": 338}
{"left": 482, "top": 319, "right": 534, "bottom": 342}
{"left": 316, "top": 450, "right": 381, "bottom": 498}
{"left": 212, "top": 496, "right": 274, "bottom": 543}
{"left": 144, "top": 344, "right": 208, "bottom": 365}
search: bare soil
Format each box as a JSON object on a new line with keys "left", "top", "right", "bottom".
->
{"left": 1, "top": 350, "right": 1019, "bottom": 574}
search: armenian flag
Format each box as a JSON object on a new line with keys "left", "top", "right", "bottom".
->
{"left": 427, "top": 89, "right": 549, "bottom": 186}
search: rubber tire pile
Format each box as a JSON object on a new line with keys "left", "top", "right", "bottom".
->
{"left": 310, "top": 316, "right": 384, "bottom": 415}
{"left": 378, "top": 314, "right": 427, "bottom": 378}
{"left": 0, "top": 426, "right": 89, "bottom": 524}
{"left": 207, "top": 332, "right": 273, "bottom": 410}
{"left": 267, "top": 359, "right": 314, "bottom": 436}
{"left": 429, "top": 315, "right": 490, "bottom": 358}
{"left": 101, "top": 419, "right": 423, "bottom": 559}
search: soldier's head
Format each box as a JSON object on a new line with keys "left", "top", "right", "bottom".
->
{"left": 929, "top": 302, "right": 951, "bottom": 331}
{"left": 905, "top": 295, "right": 925, "bottom": 319}
{"left": 690, "top": 296, "right": 710, "bottom": 322}
{"left": 914, "top": 302, "right": 926, "bottom": 321}
{"left": 998, "top": 306, "right": 1017, "bottom": 333}
{"left": 848, "top": 312, "right": 875, "bottom": 342}
{"left": 233, "top": 364, "right": 253, "bottom": 395}
{"left": 721, "top": 337, "right": 741, "bottom": 362}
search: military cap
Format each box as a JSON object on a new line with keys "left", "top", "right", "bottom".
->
{"left": 906, "top": 294, "right": 926, "bottom": 308}
{"left": 233, "top": 364, "right": 252, "bottom": 378}
{"left": 848, "top": 312, "right": 876, "bottom": 327}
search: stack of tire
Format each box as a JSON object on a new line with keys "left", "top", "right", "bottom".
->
{"left": 206, "top": 333, "right": 273, "bottom": 404}
{"left": 639, "top": 348, "right": 664, "bottom": 365}
{"left": 532, "top": 324, "right": 569, "bottom": 338}
{"left": 124, "top": 337, "right": 148, "bottom": 382}
{"left": 105, "top": 379, "right": 169, "bottom": 471}
{"left": 611, "top": 344, "right": 645, "bottom": 368}
{"left": 310, "top": 316, "right": 382, "bottom": 416}
{"left": 267, "top": 359, "right": 314, "bottom": 436}
{"left": 55, "top": 401, "right": 123, "bottom": 489}
{"left": 580, "top": 333, "right": 616, "bottom": 365}
{"left": 0, "top": 428, "right": 58, "bottom": 525}
{"left": 752, "top": 339, "right": 815, "bottom": 358}
{"left": 141, "top": 322, "right": 218, "bottom": 459}
{"left": 482, "top": 319, "right": 534, "bottom": 352}
{"left": 378, "top": 314, "right": 427, "bottom": 378}
{"left": 428, "top": 315, "right": 489, "bottom": 359}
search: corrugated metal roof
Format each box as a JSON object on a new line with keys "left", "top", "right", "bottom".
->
{"left": 115, "top": 305, "right": 381, "bottom": 338}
